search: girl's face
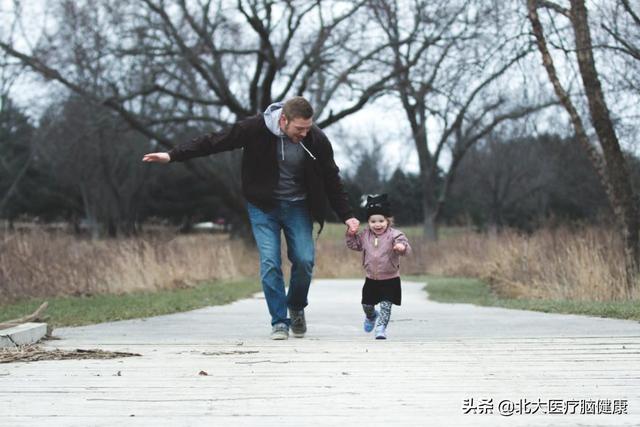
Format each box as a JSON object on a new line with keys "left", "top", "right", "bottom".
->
{"left": 368, "top": 214, "right": 389, "bottom": 235}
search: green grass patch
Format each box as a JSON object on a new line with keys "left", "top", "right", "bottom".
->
{"left": 409, "top": 275, "right": 640, "bottom": 321}
{"left": 0, "top": 278, "right": 260, "bottom": 328}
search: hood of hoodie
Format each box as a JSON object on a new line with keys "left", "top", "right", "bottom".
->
{"left": 263, "top": 101, "right": 317, "bottom": 161}
{"left": 264, "top": 102, "right": 285, "bottom": 137}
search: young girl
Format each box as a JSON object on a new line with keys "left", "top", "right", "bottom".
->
{"left": 346, "top": 194, "right": 411, "bottom": 339}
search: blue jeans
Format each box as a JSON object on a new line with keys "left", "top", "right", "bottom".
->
{"left": 247, "top": 200, "right": 315, "bottom": 326}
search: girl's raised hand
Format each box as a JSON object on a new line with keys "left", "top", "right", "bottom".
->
{"left": 393, "top": 243, "right": 406, "bottom": 254}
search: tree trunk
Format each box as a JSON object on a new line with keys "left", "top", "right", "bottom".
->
{"left": 420, "top": 168, "right": 439, "bottom": 241}
{"left": 528, "top": 0, "right": 640, "bottom": 294}
{"left": 422, "top": 203, "right": 438, "bottom": 241}
{"left": 569, "top": 0, "right": 640, "bottom": 291}
{"left": 488, "top": 198, "right": 501, "bottom": 237}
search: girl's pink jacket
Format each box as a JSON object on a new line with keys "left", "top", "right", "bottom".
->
{"left": 345, "top": 227, "right": 411, "bottom": 280}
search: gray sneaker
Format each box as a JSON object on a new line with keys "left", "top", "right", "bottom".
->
{"left": 270, "top": 323, "right": 289, "bottom": 340}
{"left": 289, "top": 309, "right": 306, "bottom": 338}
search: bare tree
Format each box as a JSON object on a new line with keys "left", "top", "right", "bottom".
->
{"left": 35, "top": 96, "right": 151, "bottom": 237}
{"left": 597, "top": 0, "right": 640, "bottom": 148}
{"left": 0, "top": 1, "right": 35, "bottom": 219}
{"left": 0, "top": 0, "right": 398, "bottom": 227}
{"left": 527, "top": 0, "right": 640, "bottom": 293}
{"left": 368, "top": 0, "right": 554, "bottom": 240}
{"left": 600, "top": 1, "right": 640, "bottom": 65}
{"left": 454, "top": 133, "right": 556, "bottom": 233}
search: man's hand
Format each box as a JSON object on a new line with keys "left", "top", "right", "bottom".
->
{"left": 345, "top": 217, "right": 359, "bottom": 235}
{"left": 142, "top": 152, "right": 171, "bottom": 163}
{"left": 393, "top": 243, "right": 406, "bottom": 254}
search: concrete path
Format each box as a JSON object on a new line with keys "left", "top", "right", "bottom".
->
{"left": 2, "top": 279, "right": 640, "bottom": 426}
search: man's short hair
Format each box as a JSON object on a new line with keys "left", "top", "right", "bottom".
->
{"left": 282, "top": 96, "right": 314, "bottom": 121}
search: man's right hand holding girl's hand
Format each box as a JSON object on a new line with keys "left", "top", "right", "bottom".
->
{"left": 345, "top": 217, "right": 359, "bottom": 235}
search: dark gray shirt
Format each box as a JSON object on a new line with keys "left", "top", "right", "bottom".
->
{"left": 274, "top": 136, "right": 307, "bottom": 201}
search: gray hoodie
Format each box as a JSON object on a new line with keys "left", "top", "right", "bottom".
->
{"left": 264, "top": 102, "right": 315, "bottom": 201}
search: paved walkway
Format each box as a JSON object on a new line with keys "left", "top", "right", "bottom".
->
{"left": 2, "top": 279, "right": 640, "bottom": 426}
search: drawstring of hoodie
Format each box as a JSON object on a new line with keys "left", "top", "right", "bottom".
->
{"left": 280, "top": 136, "right": 317, "bottom": 161}
{"left": 299, "top": 141, "right": 316, "bottom": 160}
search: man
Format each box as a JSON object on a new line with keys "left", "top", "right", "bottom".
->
{"left": 142, "top": 97, "right": 360, "bottom": 340}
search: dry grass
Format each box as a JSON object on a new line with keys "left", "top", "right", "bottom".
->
{"left": 0, "top": 229, "right": 257, "bottom": 303}
{"left": 2, "top": 224, "right": 637, "bottom": 304}
{"left": 423, "top": 227, "right": 638, "bottom": 301}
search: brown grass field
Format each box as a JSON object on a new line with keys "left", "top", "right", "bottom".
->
{"left": 1, "top": 223, "right": 637, "bottom": 304}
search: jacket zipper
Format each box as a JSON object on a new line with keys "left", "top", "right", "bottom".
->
{"left": 371, "top": 232, "right": 378, "bottom": 280}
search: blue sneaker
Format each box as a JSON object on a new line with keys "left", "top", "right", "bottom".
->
{"left": 364, "top": 311, "right": 378, "bottom": 333}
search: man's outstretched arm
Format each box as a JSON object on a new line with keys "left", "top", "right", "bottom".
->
{"left": 142, "top": 117, "right": 253, "bottom": 164}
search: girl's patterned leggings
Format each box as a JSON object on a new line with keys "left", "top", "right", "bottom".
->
{"left": 362, "top": 301, "right": 392, "bottom": 328}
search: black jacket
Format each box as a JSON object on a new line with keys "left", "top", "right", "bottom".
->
{"left": 168, "top": 114, "right": 353, "bottom": 230}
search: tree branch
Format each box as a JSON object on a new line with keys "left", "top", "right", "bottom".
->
{"left": 537, "top": 0, "right": 570, "bottom": 17}
{"left": 621, "top": 0, "right": 640, "bottom": 27}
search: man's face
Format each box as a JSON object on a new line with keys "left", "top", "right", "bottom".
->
{"left": 280, "top": 115, "right": 313, "bottom": 143}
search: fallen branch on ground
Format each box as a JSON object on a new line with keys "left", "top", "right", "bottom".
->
{"left": 0, "top": 344, "right": 141, "bottom": 363}
{"left": 0, "top": 302, "right": 49, "bottom": 330}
